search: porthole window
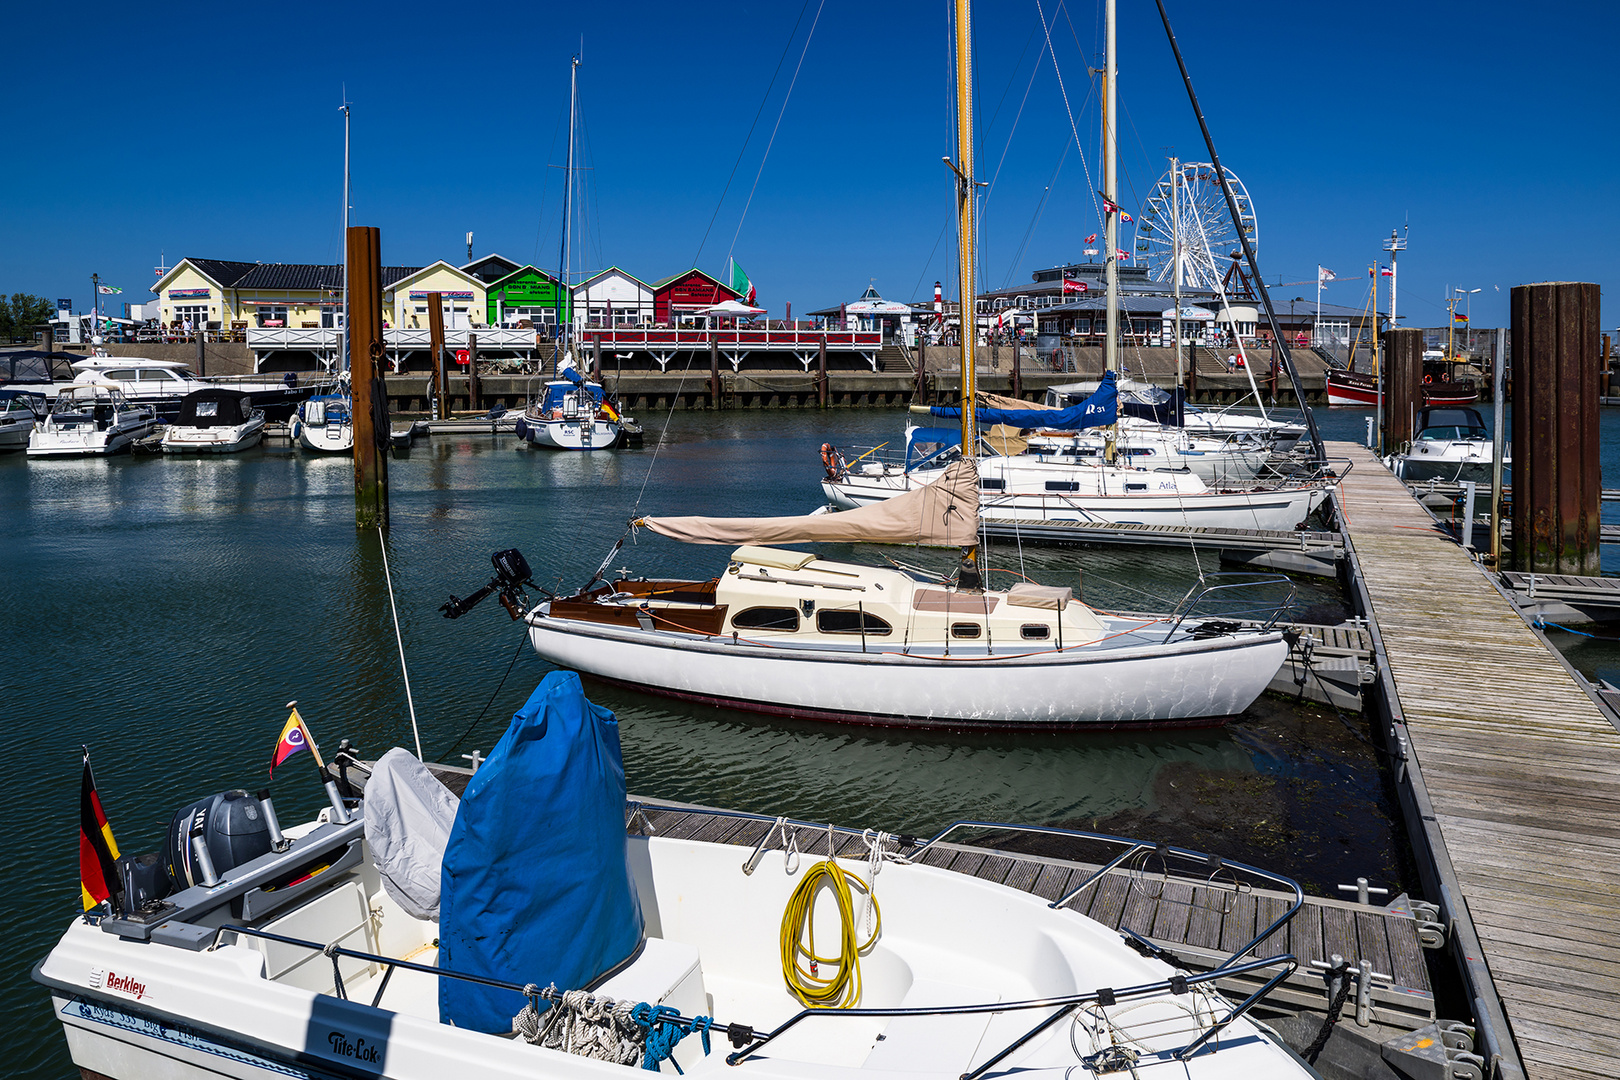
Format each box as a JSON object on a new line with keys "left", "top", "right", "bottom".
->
{"left": 1020, "top": 624, "right": 1051, "bottom": 640}
{"left": 731, "top": 607, "right": 800, "bottom": 631}
{"left": 816, "top": 610, "right": 892, "bottom": 636}
{"left": 950, "top": 622, "right": 982, "bottom": 639}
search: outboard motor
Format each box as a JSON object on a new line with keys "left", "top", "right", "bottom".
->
{"left": 164, "top": 789, "right": 273, "bottom": 890}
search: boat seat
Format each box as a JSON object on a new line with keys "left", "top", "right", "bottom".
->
{"left": 861, "top": 978, "right": 999, "bottom": 1073}
{"left": 591, "top": 936, "right": 708, "bottom": 1022}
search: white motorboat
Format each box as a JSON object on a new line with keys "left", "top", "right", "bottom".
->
{"left": 486, "top": 463, "right": 1297, "bottom": 730}
{"left": 161, "top": 388, "right": 266, "bottom": 454}
{"left": 36, "top": 674, "right": 1316, "bottom": 1080}
{"left": 515, "top": 360, "right": 637, "bottom": 451}
{"left": 826, "top": 428, "right": 1327, "bottom": 534}
{"left": 58, "top": 355, "right": 311, "bottom": 421}
{"left": 1390, "top": 405, "right": 1503, "bottom": 486}
{"left": 289, "top": 391, "right": 355, "bottom": 453}
{"left": 26, "top": 382, "right": 156, "bottom": 457}
{"left": 0, "top": 388, "right": 46, "bottom": 450}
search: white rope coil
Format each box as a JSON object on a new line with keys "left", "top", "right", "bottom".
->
{"left": 513, "top": 988, "right": 646, "bottom": 1066}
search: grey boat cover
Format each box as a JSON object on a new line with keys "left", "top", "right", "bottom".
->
{"left": 362, "top": 747, "right": 460, "bottom": 920}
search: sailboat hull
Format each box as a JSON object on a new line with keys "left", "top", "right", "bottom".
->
{"left": 526, "top": 613, "right": 1287, "bottom": 730}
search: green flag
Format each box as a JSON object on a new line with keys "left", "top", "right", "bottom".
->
{"left": 728, "top": 260, "right": 755, "bottom": 305}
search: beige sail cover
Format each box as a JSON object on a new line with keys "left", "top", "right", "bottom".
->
{"left": 980, "top": 391, "right": 1057, "bottom": 412}
{"left": 982, "top": 424, "right": 1028, "bottom": 456}
{"left": 639, "top": 459, "right": 980, "bottom": 547}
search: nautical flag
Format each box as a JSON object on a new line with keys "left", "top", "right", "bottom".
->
{"left": 1454, "top": 312, "right": 1469, "bottom": 323}
{"left": 80, "top": 748, "right": 121, "bottom": 911}
{"left": 728, "top": 259, "right": 756, "bottom": 306}
{"left": 1119, "top": 210, "right": 1133, "bottom": 223}
{"left": 600, "top": 399, "right": 621, "bottom": 422}
{"left": 269, "top": 708, "right": 311, "bottom": 776}
{"left": 1116, "top": 249, "right": 1130, "bottom": 260}
{"left": 1062, "top": 279, "right": 1088, "bottom": 294}
{"left": 1380, "top": 265, "right": 1394, "bottom": 277}
{"left": 1100, "top": 196, "right": 1119, "bottom": 216}
{"left": 97, "top": 284, "right": 122, "bottom": 294}
{"left": 1084, "top": 233, "right": 1098, "bottom": 244}
{"left": 1318, "top": 266, "right": 1336, "bottom": 284}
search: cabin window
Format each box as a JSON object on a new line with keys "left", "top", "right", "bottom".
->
{"left": 731, "top": 607, "right": 800, "bottom": 632}
{"left": 950, "top": 622, "right": 982, "bottom": 639}
{"left": 1020, "top": 624, "right": 1051, "bottom": 640}
{"left": 1044, "top": 480, "right": 1080, "bottom": 492}
{"left": 103, "top": 369, "right": 137, "bottom": 381}
{"left": 817, "top": 610, "right": 892, "bottom": 636}
{"left": 979, "top": 478, "right": 1006, "bottom": 491}
{"left": 1125, "top": 482, "right": 1148, "bottom": 492}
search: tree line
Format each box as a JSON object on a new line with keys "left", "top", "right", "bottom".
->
{"left": 0, "top": 294, "right": 54, "bottom": 343}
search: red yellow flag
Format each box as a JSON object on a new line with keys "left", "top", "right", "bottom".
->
{"left": 80, "top": 748, "right": 121, "bottom": 911}
{"left": 269, "top": 708, "right": 311, "bottom": 776}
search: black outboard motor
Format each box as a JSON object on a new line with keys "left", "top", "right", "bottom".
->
{"left": 441, "top": 548, "right": 536, "bottom": 620}
{"left": 164, "top": 789, "right": 274, "bottom": 890}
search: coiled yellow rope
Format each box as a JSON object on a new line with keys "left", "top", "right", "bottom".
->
{"left": 779, "top": 859, "right": 881, "bottom": 1008}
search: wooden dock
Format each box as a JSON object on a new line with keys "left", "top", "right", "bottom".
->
{"left": 1332, "top": 441, "right": 1620, "bottom": 1080}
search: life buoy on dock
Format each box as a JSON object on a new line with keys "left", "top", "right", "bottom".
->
{"left": 455, "top": 349, "right": 469, "bottom": 366}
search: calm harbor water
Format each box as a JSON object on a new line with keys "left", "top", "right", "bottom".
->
{"left": 7, "top": 401, "right": 1583, "bottom": 1078}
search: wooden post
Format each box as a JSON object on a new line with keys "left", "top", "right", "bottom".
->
{"left": 1511, "top": 281, "right": 1602, "bottom": 574}
{"left": 1604, "top": 333, "right": 1613, "bottom": 396}
{"left": 915, "top": 342, "right": 927, "bottom": 403}
{"left": 1010, "top": 340, "right": 1022, "bottom": 400}
{"left": 1186, "top": 343, "right": 1197, "bottom": 399}
{"left": 196, "top": 331, "right": 206, "bottom": 377}
{"left": 348, "top": 225, "right": 388, "bottom": 528}
{"left": 817, "top": 335, "right": 828, "bottom": 409}
{"left": 467, "top": 332, "right": 480, "bottom": 410}
{"left": 1383, "top": 327, "right": 1423, "bottom": 451}
{"left": 427, "top": 291, "right": 446, "bottom": 420}
{"left": 709, "top": 333, "right": 720, "bottom": 410}
{"left": 43, "top": 327, "right": 53, "bottom": 352}
{"left": 592, "top": 332, "right": 602, "bottom": 381}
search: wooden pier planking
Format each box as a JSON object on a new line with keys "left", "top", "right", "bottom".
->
{"left": 1331, "top": 441, "right": 1620, "bottom": 1080}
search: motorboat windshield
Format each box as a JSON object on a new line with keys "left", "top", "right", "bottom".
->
{"left": 1416, "top": 407, "right": 1488, "bottom": 441}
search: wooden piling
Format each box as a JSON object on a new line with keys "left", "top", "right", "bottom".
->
{"left": 1382, "top": 328, "right": 1424, "bottom": 450}
{"left": 1010, "top": 341, "right": 1022, "bottom": 400}
{"left": 915, "top": 342, "right": 927, "bottom": 403}
{"left": 709, "top": 335, "right": 720, "bottom": 410}
{"left": 347, "top": 225, "right": 388, "bottom": 528}
{"left": 195, "top": 331, "right": 206, "bottom": 377}
{"left": 592, "top": 333, "right": 602, "bottom": 381}
{"left": 426, "top": 292, "right": 447, "bottom": 420}
{"left": 1511, "top": 281, "right": 1602, "bottom": 574}
{"left": 817, "top": 336, "right": 828, "bottom": 409}
{"left": 466, "top": 332, "right": 480, "bottom": 410}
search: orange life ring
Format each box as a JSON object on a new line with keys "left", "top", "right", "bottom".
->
{"left": 455, "top": 349, "right": 469, "bottom": 365}
{"left": 1423, "top": 375, "right": 1433, "bottom": 385}
{"left": 820, "top": 442, "right": 845, "bottom": 479}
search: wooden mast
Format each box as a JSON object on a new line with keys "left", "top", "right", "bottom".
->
{"left": 1103, "top": 0, "right": 1118, "bottom": 460}
{"left": 947, "top": 0, "right": 977, "bottom": 460}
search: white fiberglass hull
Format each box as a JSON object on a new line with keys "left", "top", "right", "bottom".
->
{"left": 1392, "top": 440, "right": 1500, "bottom": 485}
{"left": 0, "top": 418, "right": 35, "bottom": 450}
{"left": 527, "top": 611, "right": 1286, "bottom": 729}
{"left": 825, "top": 469, "right": 1328, "bottom": 533}
{"left": 518, "top": 413, "right": 624, "bottom": 450}
{"left": 26, "top": 418, "right": 153, "bottom": 457}
{"left": 162, "top": 417, "right": 266, "bottom": 454}
{"left": 38, "top": 823, "right": 1312, "bottom": 1080}
{"left": 294, "top": 419, "right": 355, "bottom": 453}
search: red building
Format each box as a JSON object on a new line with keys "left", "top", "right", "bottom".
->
{"left": 652, "top": 269, "right": 738, "bottom": 324}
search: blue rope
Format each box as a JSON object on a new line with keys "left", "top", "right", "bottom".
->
{"left": 631, "top": 1003, "right": 716, "bottom": 1074}
{"left": 1533, "top": 616, "right": 1617, "bottom": 640}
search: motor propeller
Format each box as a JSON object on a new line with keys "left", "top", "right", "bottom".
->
{"left": 440, "top": 548, "right": 539, "bottom": 620}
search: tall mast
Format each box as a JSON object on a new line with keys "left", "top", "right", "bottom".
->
{"left": 1373, "top": 255, "right": 1382, "bottom": 452}
{"left": 1171, "top": 156, "right": 1181, "bottom": 389}
{"left": 340, "top": 97, "right": 351, "bottom": 374}
{"left": 1103, "top": 0, "right": 1118, "bottom": 379}
{"left": 948, "top": 0, "right": 977, "bottom": 455}
{"left": 558, "top": 54, "right": 579, "bottom": 349}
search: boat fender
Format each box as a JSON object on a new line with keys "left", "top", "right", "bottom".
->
{"left": 514, "top": 416, "right": 529, "bottom": 440}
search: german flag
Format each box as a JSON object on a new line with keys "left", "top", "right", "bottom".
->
{"left": 80, "top": 748, "right": 121, "bottom": 912}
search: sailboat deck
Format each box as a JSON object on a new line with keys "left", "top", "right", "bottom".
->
{"left": 1332, "top": 440, "right": 1620, "bottom": 1080}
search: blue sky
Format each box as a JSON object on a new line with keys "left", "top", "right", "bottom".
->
{"left": 3, "top": 0, "right": 1616, "bottom": 331}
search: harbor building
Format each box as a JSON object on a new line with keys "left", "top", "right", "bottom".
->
{"left": 572, "top": 267, "right": 656, "bottom": 332}
{"left": 652, "top": 269, "right": 740, "bottom": 325}
{"left": 386, "top": 262, "right": 487, "bottom": 331}
{"left": 483, "top": 266, "right": 571, "bottom": 331}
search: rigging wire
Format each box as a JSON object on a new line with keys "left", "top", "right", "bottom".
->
{"left": 726, "top": 0, "right": 826, "bottom": 265}
{"left": 532, "top": 106, "right": 567, "bottom": 263}
{"left": 1002, "top": 137, "right": 1072, "bottom": 287}
{"left": 1034, "top": 0, "right": 1103, "bottom": 237}
{"left": 692, "top": 0, "right": 815, "bottom": 266}
{"left": 377, "top": 528, "right": 425, "bottom": 761}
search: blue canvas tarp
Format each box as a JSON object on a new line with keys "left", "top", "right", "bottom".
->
{"left": 932, "top": 370, "right": 1118, "bottom": 430}
{"left": 439, "top": 671, "right": 644, "bottom": 1032}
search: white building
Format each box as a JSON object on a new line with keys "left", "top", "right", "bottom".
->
{"left": 572, "top": 267, "right": 655, "bottom": 335}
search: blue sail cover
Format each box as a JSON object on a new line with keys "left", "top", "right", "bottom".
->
{"left": 932, "top": 370, "right": 1118, "bottom": 430}
{"left": 439, "top": 671, "right": 644, "bottom": 1032}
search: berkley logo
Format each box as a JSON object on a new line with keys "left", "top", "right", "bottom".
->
{"left": 104, "top": 971, "right": 147, "bottom": 1000}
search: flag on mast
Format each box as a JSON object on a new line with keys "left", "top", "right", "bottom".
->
{"left": 1318, "top": 266, "right": 1336, "bottom": 284}
{"left": 270, "top": 706, "right": 313, "bottom": 776}
{"left": 96, "top": 284, "right": 123, "bottom": 295}
{"left": 80, "top": 748, "right": 121, "bottom": 911}
{"left": 727, "top": 259, "right": 756, "bottom": 305}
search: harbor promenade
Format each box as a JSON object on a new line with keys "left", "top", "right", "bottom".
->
{"left": 1333, "top": 441, "right": 1620, "bottom": 1080}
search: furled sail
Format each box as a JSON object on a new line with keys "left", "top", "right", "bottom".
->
{"left": 933, "top": 370, "right": 1117, "bottom": 430}
{"left": 639, "top": 458, "right": 979, "bottom": 547}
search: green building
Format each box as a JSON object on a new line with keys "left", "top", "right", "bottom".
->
{"left": 485, "top": 266, "right": 571, "bottom": 333}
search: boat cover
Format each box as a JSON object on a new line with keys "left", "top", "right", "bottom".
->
{"left": 640, "top": 458, "right": 980, "bottom": 547}
{"left": 439, "top": 671, "right": 643, "bottom": 1032}
{"left": 932, "top": 370, "right": 1118, "bottom": 429}
{"left": 362, "top": 748, "right": 459, "bottom": 920}
{"left": 176, "top": 388, "right": 253, "bottom": 428}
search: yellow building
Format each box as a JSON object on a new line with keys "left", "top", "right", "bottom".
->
{"left": 384, "top": 262, "right": 487, "bottom": 331}
{"left": 152, "top": 258, "right": 420, "bottom": 333}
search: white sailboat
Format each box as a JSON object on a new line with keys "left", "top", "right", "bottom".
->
{"left": 293, "top": 98, "right": 357, "bottom": 454}
{"left": 36, "top": 672, "right": 1316, "bottom": 1080}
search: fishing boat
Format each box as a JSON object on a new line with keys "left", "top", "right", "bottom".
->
{"left": 0, "top": 388, "right": 46, "bottom": 450}
{"left": 515, "top": 360, "right": 635, "bottom": 450}
{"left": 26, "top": 382, "right": 156, "bottom": 457}
{"left": 161, "top": 388, "right": 266, "bottom": 454}
{"left": 1390, "top": 405, "right": 1503, "bottom": 485}
{"left": 289, "top": 387, "right": 355, "bottom": 453}
{"left": 35, "top": 672, "right": 1316, "bottom": 1080}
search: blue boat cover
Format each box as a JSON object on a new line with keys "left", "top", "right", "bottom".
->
{"left": 439, "top": 671, "right": 644, "bottom": 1032}
{"left": 905, "top": 427, "right": 962, "bottom": 470}
{"left": 932, "top": 370, "right": 1118, "bottom": 430}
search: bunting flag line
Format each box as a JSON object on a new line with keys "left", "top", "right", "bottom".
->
{"left": 80, "top": 748, "right": 121, "bottom": 911}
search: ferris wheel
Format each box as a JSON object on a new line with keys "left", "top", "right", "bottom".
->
{"left": 1131, "top": 162, "right": 1258, "bottom": 292}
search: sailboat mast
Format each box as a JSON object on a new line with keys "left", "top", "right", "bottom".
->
{"left": 1171, "top": 156, "right": 1181, "bottom": 388}
{"left": 341, "top": 99, "right": 350, "bottom": 374}
{"left": 1104, "top": 0, "right": 1118, "bottom": 377}
{"left": 951, "top": 0, "right": 977, "bottom": 454}
{"left": 559, "top": 54, "right": 579, "bottom": 348}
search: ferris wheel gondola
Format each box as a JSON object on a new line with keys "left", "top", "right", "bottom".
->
{"left": 1132, "top": 162, "right": 1258, "bottom": 292}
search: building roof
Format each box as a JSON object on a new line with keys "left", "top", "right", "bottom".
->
{"left": 462, "top": 254, "right": 524, "bottom": 283}
{"left": 185, "top": 259, "right": 259, "bottom": 289}
{"left": 651, "top": 268, "right": 733, "bottom": 293}
{"left": 383, "top": 261, "right": 483, "bottom": 294}
{"left": 575, "top": 266, "right": 653, "bottom": 293}
{"left": 484, "top": 265, "right": 559, "bottom": 291}
{"left": 160, "top": 258, "right": 418, "bottom": 294}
